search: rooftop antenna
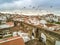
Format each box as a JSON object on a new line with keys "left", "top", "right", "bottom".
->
{"left": 50, "top": 5, "right": 53, "bottom": 14}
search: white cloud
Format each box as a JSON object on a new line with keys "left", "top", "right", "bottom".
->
{"left": 0, "top": 0, "right": 32, "bottom": 9}
{"left": 0, "top": 0, "right": 60, "bottom": 16}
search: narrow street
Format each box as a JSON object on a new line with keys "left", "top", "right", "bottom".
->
{"left": 25, "top": 39, "right": 45, "bottom": 45}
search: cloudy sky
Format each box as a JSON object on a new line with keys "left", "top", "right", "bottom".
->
{"left": 0, "top": 0, "right": 60, "bottom": 15}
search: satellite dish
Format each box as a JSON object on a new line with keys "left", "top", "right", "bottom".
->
{"left": 23, "top": 7, "right": 26, "bottom": 9}
{"left": 29, "top": 5, "right": 31, "bottom": 7}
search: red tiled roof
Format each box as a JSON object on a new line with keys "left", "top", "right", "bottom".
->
{"left": 6, "top": 22, "right": 14, "bottom": 26}
{"left": 0, "top": 36, "right": 25, "bottom": 45}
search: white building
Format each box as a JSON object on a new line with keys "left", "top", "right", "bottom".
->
{"left": 40, "top": 20, "right": 47, "bottom": 24}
